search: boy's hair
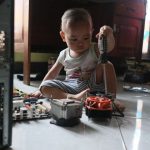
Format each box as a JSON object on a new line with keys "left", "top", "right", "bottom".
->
{"left": 61, "top": 8, "right": 93, "bottom": 31}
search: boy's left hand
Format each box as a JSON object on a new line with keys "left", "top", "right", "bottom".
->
{"left": 96, "top": 25, "right": 113, "bottom": 38}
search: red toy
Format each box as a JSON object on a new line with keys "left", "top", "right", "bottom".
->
{"left": 84, "top": 95, "right": 113, "bottom": 118}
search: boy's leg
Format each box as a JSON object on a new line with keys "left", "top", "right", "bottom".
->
{"left": 95, "top": 61, "right": 117, "bottom": 98}
{"left": 40, "top": 86, "right": 67, "bottom": 99}
{"left": 40, "top": 86, "right": 89, "bottom": 100}
{"left": 95, "top": 61, "right": 125, "bottom": 111}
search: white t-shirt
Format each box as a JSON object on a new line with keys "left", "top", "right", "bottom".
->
{"left": 57, "top": 43, "right": 99, "bottom": 80}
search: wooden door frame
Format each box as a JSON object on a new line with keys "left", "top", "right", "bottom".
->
{"left": 23, "top": 0, "right": 30, "bottom": 85}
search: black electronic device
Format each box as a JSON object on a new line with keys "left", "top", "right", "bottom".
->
{"left": 0, "top": 0, "right": 14, "bottom": 148}
{"left": 98, "top": 34, "right": 108, "bottom": 63}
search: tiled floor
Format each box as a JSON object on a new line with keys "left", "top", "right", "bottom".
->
{"left": 9, "top": 76, "right": 150, "bottom": 150}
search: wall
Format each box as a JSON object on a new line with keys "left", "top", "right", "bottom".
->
{"left": 14, "top": 0, "right": 114, "bottom": 73}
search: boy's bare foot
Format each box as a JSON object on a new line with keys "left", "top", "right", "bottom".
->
{"left": 67, "top": 88, "right": 90, "bottom": 101}
{"left": 114, "top": 100, "right": 125, "bottom": 112}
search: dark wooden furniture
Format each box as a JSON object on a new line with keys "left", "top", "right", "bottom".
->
{"left": 111, "top": 1, "right": 146, "bottom": 60}
{"left": 22, "top": 0, "right": 146, "bottom": 85}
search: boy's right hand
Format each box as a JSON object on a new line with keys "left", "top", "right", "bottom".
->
{"left": 29, "top": 90, "right": 43, "bottom": 98}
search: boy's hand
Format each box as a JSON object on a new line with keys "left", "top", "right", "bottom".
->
{"left": 96, "top": 25, "right": 113, "bottom": 38}
{"left": 96, "top": 25, "right": 115, "bottom": 52}
{"left": 28, "top": 90, "right": 43, "bottom": 98}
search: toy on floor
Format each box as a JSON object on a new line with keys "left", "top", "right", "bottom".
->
{"left": 123, "top": 85, "right": 150, "bottom": 93}
{"left": 13, "top": 88, "right": 51, "bottom": 121}
{"left": 13, "top": 98, "right": 51, "bottom": 121}
{"left": 84, "top": 94, "right": 113, "bottom": 118}
{"left": 50, "top": 98, "right": 83, "bottom": 126}
{"left": 13, "top": 88, "right": 28, "bottom": 98}
{"left": 84, "top": 92, "right": 124, "bottom": 118}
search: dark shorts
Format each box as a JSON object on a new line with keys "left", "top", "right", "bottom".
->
{"left": 39, "top": 71, "right": 104, "bottom": 94}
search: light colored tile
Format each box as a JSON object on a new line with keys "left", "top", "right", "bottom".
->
{"left": 12, "top": 115, "right": 125, "bottom": 150}
{"left": 117, "top": 117, "right": 150, "bottom": 150}
{"left": 117, "top": 81, "right": 150, "bottom": 119}
{"left": 11, "top": 76, "right": 150, "bottom": 150}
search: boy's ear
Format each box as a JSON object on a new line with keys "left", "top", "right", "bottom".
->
{"left": 60, "top": 31, "right": 66, "bottom": 42}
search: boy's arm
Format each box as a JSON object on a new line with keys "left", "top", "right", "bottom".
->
{"left": 42, "top": 61, "right": 63, "bottom": 81}
{"left": 29, "top": 61, "right": 63, "bottom": 98}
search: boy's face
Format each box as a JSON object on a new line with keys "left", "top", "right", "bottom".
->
{"left": 60, "top": 22, "right": 93, "bottom": 54}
